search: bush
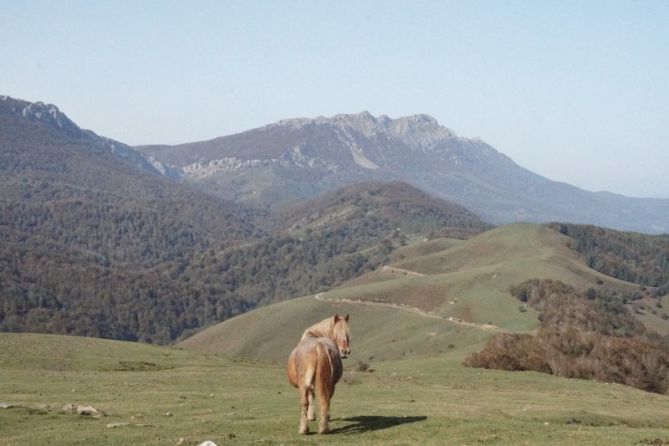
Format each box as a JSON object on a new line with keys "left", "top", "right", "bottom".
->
{"left": 466, "top": 329, "right": 669, "bottom": 394}
{"left": 465, "top": 279, "right": 669, "bottom": 394}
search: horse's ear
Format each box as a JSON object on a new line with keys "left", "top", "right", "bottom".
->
{"left": 334, "top": 314, "right": 340, "bottom": 322}
{"left": 344, "top": 313, "right": 349, "bottom": 322}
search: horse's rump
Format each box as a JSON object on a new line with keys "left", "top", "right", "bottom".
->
{"left": 287, "top": 337, "right": 342, "bottom": 390}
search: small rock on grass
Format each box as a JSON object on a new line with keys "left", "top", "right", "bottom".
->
{"left": 62, "top": 404, "right": 104, "bottom": 417}
{"left": 77, "top": 405, "right": 101, "bottom": 416}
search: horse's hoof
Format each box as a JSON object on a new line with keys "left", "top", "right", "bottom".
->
{"left": 298, "top": 427, "right": 309, "bottom": 435}
{"left": 308, "top": 414, "right": 316, "bottom": 421}
{"left": 318, "top": 427, "right": 329, "bottom": 434}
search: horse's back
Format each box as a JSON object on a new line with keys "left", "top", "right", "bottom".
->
{"left": 287, "top": 337, "right": 342, "bottom": 387}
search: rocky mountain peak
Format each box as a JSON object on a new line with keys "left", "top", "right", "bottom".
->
{"left": 334, "top": 112, "right": 458, "bottom": 148}
{"left": 2, "top": 94, "right": 164, "bottom": 176}
{"left": 22, "top": 99, "right": 82, "bottom": 138}
{"left": 387, "top": 114, "right": 456, "bottom": 148}
{"left": 271, "top": 111, "right": 459, "bottom": 148}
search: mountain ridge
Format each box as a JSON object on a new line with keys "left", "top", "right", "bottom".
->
{"left": 1, "top": 95, "right": 175, "bottom": 177}
{"left": 137, "top": 111, "right": 669, "bottom": 234}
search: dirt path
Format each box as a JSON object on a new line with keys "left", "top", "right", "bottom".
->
{"left": 381, "top": 265, "right": 426, "bottom": 277}
{"left": 314, "top": 292, "right": 506, "bottom": 333}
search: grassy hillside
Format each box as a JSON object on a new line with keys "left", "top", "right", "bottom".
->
{"left": 182, "top": 223, "right": 656, "bottom": 362}
{"left": 326, "top": 224, "right": 640, "bottom": 331}
{"left": 181, "top": 222, "right": 669, "bottom": 397}
{"left": 180, "top": 295, "right": 492, "bottom": 363}
{"left": 3, "top": 332, "right": 669, "bottom": 446}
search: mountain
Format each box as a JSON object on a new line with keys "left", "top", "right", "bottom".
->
{"left": 1, "top": 96, "right": 172, "bottom": 177}
{"left": 0, "top": 95, "right": 265, "bottom": 342}
{"left": 1, "top": 97, "right": 494, "bottom": 342}
{"left": 138, "top": 112, "right": 669, "bottom": 234}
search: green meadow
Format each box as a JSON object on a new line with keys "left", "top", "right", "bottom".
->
{"left": 1, "top": 332, "right": 669, "bottom": 446}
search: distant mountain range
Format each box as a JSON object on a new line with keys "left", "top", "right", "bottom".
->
{"left": 138, "top": 111, "right": 669, "bottom": 234}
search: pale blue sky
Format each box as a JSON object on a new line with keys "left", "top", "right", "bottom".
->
{"left": 2, "top": 1, "right": 668, "bottom": 198}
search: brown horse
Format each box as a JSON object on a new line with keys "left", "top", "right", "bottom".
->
{"left": 286, "top": 314, "right": 350, "bottom": 434}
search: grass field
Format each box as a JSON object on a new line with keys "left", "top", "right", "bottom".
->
{"left": 2, "top": 332, "right": 669, "bottom": 446}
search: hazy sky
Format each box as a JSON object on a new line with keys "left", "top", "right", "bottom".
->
{"left": 2, "top": 1, "right": 668, "bottom": 198}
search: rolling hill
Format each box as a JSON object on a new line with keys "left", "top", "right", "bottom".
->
{"left": 181, "top": 223, "right": 668, "bottom": 361}
{"left": 181, "top": 222, "right": 669, "bottom": 395}
{"left": 138, "top": 111, "right": 669, "bottom": 233}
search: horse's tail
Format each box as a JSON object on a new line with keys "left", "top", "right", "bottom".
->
{"left": 315, "top": 342, "right": 334, "bottom": 403}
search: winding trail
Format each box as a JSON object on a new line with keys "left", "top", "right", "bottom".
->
{"left": 314, "top": 292, "right": 507, "bottom": 333}
{"left": 381, "top": 265, "right": 426, "bottom": 277}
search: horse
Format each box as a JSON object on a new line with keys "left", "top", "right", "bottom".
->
{"left": 286, "top": 314, "right": 350, "bottom": 434}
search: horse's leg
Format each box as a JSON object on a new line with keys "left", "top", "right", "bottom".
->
{"left": 307, "top": 388, "right": 315, "bottom": 421}
{"left": 299, "top": 366, "right": 316, "bottom": 435}
{"left": 298, "top": 383, "right": 310, "bottom": 434}
{"left": 326, "top": 384, "right": 336, "bottom": 421}
{"left": 318, "top": 388, "right": 331, "bottom": 434}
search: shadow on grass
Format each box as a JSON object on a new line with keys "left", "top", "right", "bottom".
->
{"left": 329, "top": 415, "right": 427, "bottom": 434}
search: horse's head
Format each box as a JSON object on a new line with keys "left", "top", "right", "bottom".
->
{"left": 332, "top": 314, "right": 350, "bottom": 358}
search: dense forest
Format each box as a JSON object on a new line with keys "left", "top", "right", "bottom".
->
{"left": 0, "top": 179, "right": 486, "bottom": 342}
{"left": 0, "top": 98, "right": 264, "bottom": 342}
{"left": 465, "top": 279, "right": 669, "bottom": 394}
{"left": 278, "top": 181, "right": 491, "bottom": 239}
{"left": 550, "top": 223, "right": 669, "bottom": 295}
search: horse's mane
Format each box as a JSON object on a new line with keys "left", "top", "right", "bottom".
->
{"left": 300, "top": 317, "right": 334, "bottom": 341}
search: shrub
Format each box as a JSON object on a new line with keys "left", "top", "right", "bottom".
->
{"left": 465, "top": 279, "right": 669, "bottom": 394}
